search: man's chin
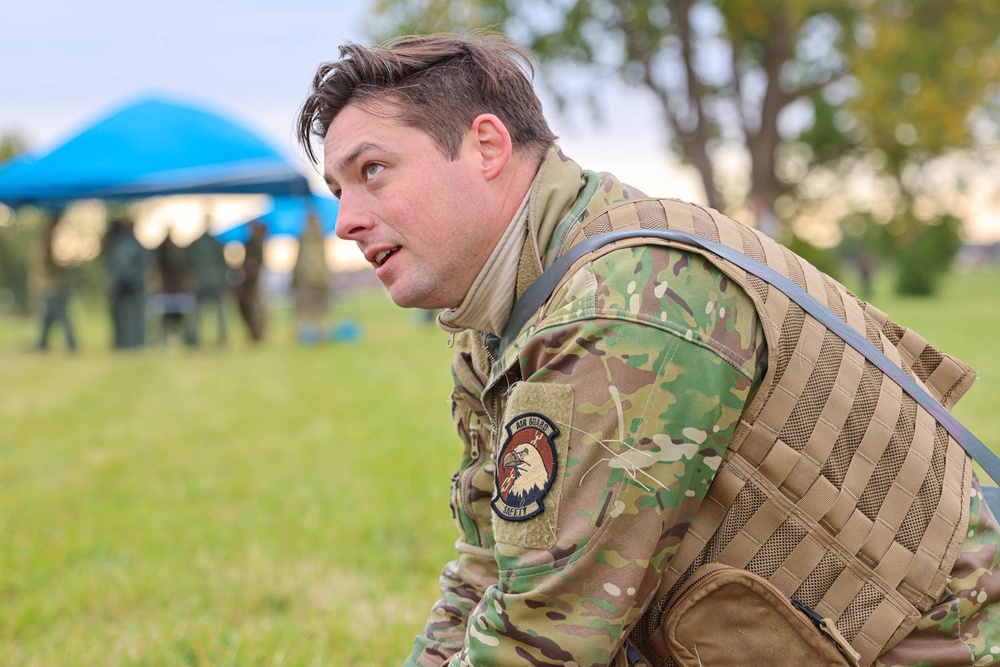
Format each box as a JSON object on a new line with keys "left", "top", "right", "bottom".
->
{"left": 385, "top": 285, "right": 444, "bottom": 311}
{"left": 382, "top": 274, "right": 463, "bottom": 310}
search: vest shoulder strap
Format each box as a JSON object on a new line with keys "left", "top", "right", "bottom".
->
{"left": 498, "top": 226, "right": 1000, "bottom": 484}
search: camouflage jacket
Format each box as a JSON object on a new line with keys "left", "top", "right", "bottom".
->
{"left": 405, "top": 149, "right": 1000, "bottom": 666}
{"left": 405, "top": 149, "right": 766, "bottom": 666}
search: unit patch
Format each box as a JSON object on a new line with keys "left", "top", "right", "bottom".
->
{"left": 492, "top": 412, "right": 559, "bottom": 521}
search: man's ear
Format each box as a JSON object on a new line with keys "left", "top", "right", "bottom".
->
{"left": 469, "top": 114, "right": 512, "bottom": 180}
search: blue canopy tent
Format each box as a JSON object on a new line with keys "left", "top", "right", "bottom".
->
{"left": 0, "top": 94, "right": 310, "bottom": 207}
{"left": 215, "top": 194, "right": 339, "bottom": 244}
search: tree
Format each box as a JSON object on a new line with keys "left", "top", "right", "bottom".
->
{"left": 369, "top": 0, "right": 1000, "bottom": 251}
{"left": 800, "top": 0, "right": 1000, "bottom": 293}
{"left": 0, "top": 132, "right": 28, "bottom": 163}
{"left": 0, "top": 131, "right": 34, "bottom": 315}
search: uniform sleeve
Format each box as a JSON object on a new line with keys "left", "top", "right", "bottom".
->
{"left": 452, "top": 247, "right": 766, "bottom": 666}
{"left": 876, "top": 476, "right": 1000, "bottom": 666}
{"left": 404, "top": 333, "right": 499, "bottom": 667}
{"left": 405, "top": 545, "right": 497, "bottom": 666}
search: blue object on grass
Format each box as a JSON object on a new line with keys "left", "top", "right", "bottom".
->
{"left": 328, "top": 320, "right": 360, "bottom": 343}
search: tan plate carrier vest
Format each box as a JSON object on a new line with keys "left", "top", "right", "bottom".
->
{"left": 548, "top": 198, "right": 977, "bottom": 666}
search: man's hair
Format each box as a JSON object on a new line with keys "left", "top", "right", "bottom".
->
{"left": 296, "top": 32, "right": 557, "bottom": 164}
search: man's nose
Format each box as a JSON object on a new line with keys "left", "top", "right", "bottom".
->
{"left": 334, "top": 192, "right": 373, "bottom": 240}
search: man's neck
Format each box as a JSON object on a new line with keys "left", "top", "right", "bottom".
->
{"left": 488, "top": 150, "right": 542, "bottom": 243}
{"left": 436, "top": 146, "right": 582, "bottom": 338}
{"left": 437, "top": 189, "right": 532, "bottom": 337}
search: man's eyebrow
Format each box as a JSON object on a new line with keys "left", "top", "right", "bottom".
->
{"left": 336, "top": 141, "right": 387, "bottom": 176}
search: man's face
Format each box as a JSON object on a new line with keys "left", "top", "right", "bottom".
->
{"left": 324, "top": 103, "right": 498, "bottom": 310}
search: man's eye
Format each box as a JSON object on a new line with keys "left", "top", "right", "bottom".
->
{"left": 364, "top": 163, "right": 384, "bottom": 179}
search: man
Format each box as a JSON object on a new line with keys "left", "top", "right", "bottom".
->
{"left": 34, "top": 214, "right": 77, "bottom": 352}
{"left": 297, "top": 33, "right": 1000, "bottom": 666}
{"left": 291, "top": 212, "right": 331, "bottom": 343}
{"left": 186, "top": 224, "right": 230, "bottom": 347}
{"left": 104, "top": 217, "right": 150, "bottom": 349}
{"left": 154, "top": 227, "right": 197, "bottom": 346}
{"left": 236, "top": 219, "right": 268, "bottom": 343}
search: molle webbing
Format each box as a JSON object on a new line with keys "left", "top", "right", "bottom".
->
{"left": 554, "top": 199, "right": 974, "bottom": 666}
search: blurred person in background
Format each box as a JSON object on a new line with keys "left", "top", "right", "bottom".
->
{"left": 291, "top": 211, "right": 330, "bottom": 343}
{"left": 103, "top": 217, "right": 150, "bottom": 349}
{"left": 297, "top": 33, "right": 1000, "bottom": 667}
{"left": 186, "top": 223, "right": 230, "bottom": 347}
{"left": 33, "top": 213, "right": 77, "bottom": 352}
{"left": 155, "top": 227, "right": 196, "bottom": 346}
{"left": 236, "top": 219, "right": 267, "bottom": 343}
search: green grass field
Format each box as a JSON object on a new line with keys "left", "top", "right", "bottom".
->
{"left": 1, "top": 267, "right": 997, "bottom": 666}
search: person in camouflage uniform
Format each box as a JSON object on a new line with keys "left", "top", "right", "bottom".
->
{"left": 186, "top": 225, "right": 230, "bottom": 347}
{"left": 296, "top": 33, "right": 1000, "bottom": 666}
{"left": 34, "top": 214, "right": 77, "bottom": 351}
{"left": 237, "top": 219, "right": 268, "bottom": 343}
{"left": 104, "top": 217, "right": 151, "bottom": 349}
{"left": 291, "top": 212, "right": 331, "bottom": 343}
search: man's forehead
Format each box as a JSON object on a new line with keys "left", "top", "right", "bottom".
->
{"left": 322, "top": 107, "right": 382, "bottom": 174}
{"left": 324, "top": 103, "right": 399, "bottom": 154}
{"left": 323, "top": 102, "right": 445, "bottom": 178}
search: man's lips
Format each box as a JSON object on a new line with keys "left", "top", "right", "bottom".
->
{"left": 365, "top": 245, "right": 401, "bottom": 267}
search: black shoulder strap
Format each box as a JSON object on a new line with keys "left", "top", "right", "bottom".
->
{"left": 499, "top": 228, "right": 1000, "bottom": 484}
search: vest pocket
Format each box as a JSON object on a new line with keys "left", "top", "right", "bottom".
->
{"left": 660, "top": 563, "right": 861, "bottom": 667}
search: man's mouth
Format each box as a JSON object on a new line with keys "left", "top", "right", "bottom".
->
{"left": 374, "top": 247, "right": 399, "bottom": 267}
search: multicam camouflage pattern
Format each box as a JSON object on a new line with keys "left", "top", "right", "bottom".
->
{"left": 404, "top": 150, "right": 766, "bottom": 666}
{"left": 404, "top": 148, "right": 1000, "bottom": 666}
{"left": 876, "top": 477, "right": 1000, "bottom": 665}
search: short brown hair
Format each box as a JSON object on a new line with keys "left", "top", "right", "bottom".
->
{"left": 296, "top": 32, "right": 557, "bottom": 164}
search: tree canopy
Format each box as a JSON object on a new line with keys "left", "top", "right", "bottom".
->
{"left": 369, "top": 0, "right": 1000, "bottom": 245}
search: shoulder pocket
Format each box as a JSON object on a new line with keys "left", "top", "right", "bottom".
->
{"left": 491, "top": 382, "right": 574, "bottom": 550}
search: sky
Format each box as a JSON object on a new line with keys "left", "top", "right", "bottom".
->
{"left": 3, "top": 1, "right": 377, "bottom": 173}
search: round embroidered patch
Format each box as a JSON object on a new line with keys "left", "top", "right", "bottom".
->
{"left": 491, "top": 412, "right": 559, "bottom": 521}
